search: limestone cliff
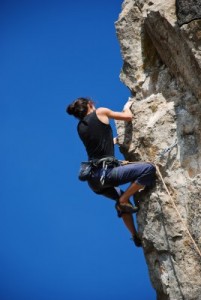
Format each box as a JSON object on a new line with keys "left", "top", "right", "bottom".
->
{"left": 115, "top": 1, "right": 201, "bottom": 299}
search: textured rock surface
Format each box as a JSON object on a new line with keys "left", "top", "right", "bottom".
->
{"left": 115, "top": 1, "right": 201, "bottom": 299}
{"left": 176, "top": 0, "right": 201, "bottom": 26}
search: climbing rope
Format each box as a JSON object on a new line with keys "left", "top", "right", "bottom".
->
{"left": 120, "top": 141, "right": 201, "bottom": 258}
{"left": 154, "top": 141, "right": 201, "bottom": 257}
{"left": 155, "top": 163, "right": 201, "bottom": 258}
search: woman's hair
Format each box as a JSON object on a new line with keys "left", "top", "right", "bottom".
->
{"left": 66, "top": 97, "right": 93, "bottom": 120}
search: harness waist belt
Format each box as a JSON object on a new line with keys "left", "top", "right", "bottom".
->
{"left": 90, "top": 156, "right": 119, "bottom": 186}
{"left": 91, "top": 156, "right": 119, "bottom": 167}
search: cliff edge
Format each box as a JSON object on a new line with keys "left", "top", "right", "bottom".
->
{"left": 115, "top": 1, "right": 201, "bottom": 299}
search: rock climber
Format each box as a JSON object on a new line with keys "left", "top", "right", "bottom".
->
{"left": 66, "top": 97, "right": 156, "bottom": 247}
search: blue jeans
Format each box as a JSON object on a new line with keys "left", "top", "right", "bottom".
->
{"left": 88, "top": 162, "right": 156, "bottom": 201}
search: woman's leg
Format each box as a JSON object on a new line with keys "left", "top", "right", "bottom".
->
{"left": 121, "top": 213, "right": 142, "bottom": 247}
{"left": 107, "top": 162, "right": 156, "bottom": 206}
{"left": 121, "top": 213, "right": 137, "bottom": 235}
{"left": 119, "top": 182, "right": 144, "bottom": 204}
{"left": 88, "top": 180, "right": 141, "bottom": 245}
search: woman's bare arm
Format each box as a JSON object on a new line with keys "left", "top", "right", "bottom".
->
{"left": 96, "top": 106, "right": 133, "bottom": 124}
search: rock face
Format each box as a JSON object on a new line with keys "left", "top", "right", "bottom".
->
{"left": 115, "top": 1, "right": 201, "bottom": 299}
{"left": 176, "top": 0, "right": 201, "bottom": 26}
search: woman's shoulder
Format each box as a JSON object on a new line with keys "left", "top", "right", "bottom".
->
{"left": 96, "top": 107, "right": 110, "bottom": 114}
{"left": 95, "top": 107, "right": 110, "bottom": 125}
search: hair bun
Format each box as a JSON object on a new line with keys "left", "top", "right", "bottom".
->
{"left": 66, "top": 97, "right": 92, "bottom": 120}
{"left": 66, "top": 104, "right": 75, "bottom": 115}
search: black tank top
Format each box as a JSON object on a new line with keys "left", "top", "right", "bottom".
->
{"left": 77, "top": 111, "right": 114, "bottom": 160}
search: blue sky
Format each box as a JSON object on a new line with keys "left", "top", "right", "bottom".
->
{"left": 1, "top": 1, "right": 156, "bottom": 299}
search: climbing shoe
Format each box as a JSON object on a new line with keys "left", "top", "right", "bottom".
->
{"left": 131, "top": 234, "right": 142, "bottom": 247}
{"left": 133, "top": 196, "right": 140, "bottom": 209}
{"left": 138, "top": 186, "right": 145, "bottom": 192}
{"left": 117, "top": 202, "right": 139, "bottom": 214}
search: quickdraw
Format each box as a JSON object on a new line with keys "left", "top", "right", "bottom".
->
{"left": 156, "top": 139, "right": 178, "bottom": 161}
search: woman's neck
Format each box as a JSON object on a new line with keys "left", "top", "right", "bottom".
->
{"left": 86, "top": 105, "right": 96, "bottom": 115}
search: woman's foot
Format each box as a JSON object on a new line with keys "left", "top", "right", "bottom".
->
{"left": 117, "top": 202, "right": 139, "bottom": 214}
{"left": 131, "top": 234, "right": 142, "bottom": 247}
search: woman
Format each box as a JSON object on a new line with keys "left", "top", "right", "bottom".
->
{"left": 66, "top": 97, "right": 156, "bottom": 247}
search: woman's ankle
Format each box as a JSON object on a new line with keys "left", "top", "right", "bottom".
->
{"left": 119, "top": 196, "right": 128, "bottom": 204}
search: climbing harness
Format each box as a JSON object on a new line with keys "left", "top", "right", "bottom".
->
{"left": 94, "top": 157, "right": 119, "bottom": 185}
{"left": 78, "top": 156, "right": 119, "bottom": 184}
{"left": 100, "top": 160, "right": 108, "bottom": 185}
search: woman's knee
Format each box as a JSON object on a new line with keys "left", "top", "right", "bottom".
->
{"left": 143, "top": 163, "right": 156, "bottom": 175}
